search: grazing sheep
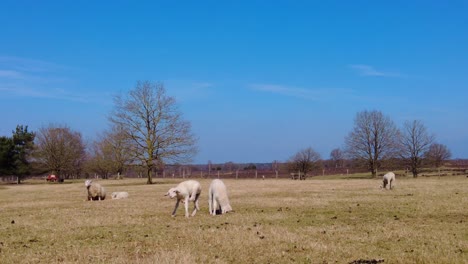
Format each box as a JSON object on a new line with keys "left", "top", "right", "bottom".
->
{"left": 85, "top": 179, "right": 106, "bottom": 201}
{"left": 380, "top": 172, "right": 396, "bottom": 190}
{"left": 111, "top": 191, "right": 129, "bottom": 199}
{"left": 165, "top": 180, "right": 201, "bottom": 218}
{"left": 208, "top": 179, "right": 232, "bottom": 215}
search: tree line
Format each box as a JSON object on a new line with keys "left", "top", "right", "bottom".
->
{"left": 289, "top": 110, "right": 451, "bottom": 178}
{"left": 0, "top": 82, "right": 453, "bottom": 183}
{"left": 0, "top": 81, "right": 197, "bottom": 184}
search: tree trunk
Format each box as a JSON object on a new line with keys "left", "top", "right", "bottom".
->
{"left": 147, "top": 167, "right": 153, "bottom": 184}
{"left": 412, "top": 158, "right": 419, "bottom": 178}
{"left": 369, "top": 159, "right": 377, "bottom": 178}
{"left": 56, "top": 170, "right": 63, "bottom": 183}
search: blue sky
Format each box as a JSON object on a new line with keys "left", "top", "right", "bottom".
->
{"left": 1, "top": 1, "right": 467, "bottom": 164}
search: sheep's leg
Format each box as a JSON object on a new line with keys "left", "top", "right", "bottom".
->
{"left": 172, "top": 200, "right": 180, "bottom": 217}
{"left": 184, "top": 197, "right": 190, "bottom": 218}
{"left": 195, "top": 198, "right": 200, "bottom": 212}
{"left": 192, "top": 193, "right": 200, "bottom": 217}
{"left": 213, "top": 198, "right": 219, "bottom": 215}
{"left": 191, "top": 201, "right": 198, "bottom": 217}
{"left": 209, "top": 193, "right": 213, "bottom": 215}
{"left": 389, "top": 180, "right": 393, "bottom": 190}
{"left": 189, "top": 191, "right": 196, "bottom": 201}
{"left": 195, "top": 193, "right": 200, "bottom": 211}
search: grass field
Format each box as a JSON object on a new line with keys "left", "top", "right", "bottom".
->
{"left": 0, "top": 176, "right": 467, "bottom": 263}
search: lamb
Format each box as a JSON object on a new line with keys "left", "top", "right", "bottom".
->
{"left": 111, "top": 191, "right": 129, "bottom": 199}
{"left": 381, "top": 172, "right": 396, "bottom": 190}
{"left": 165, "top": 180, "right": 201, "bottom": 218}
{"left": 208, "top": 179, "right": 232, "bottom": 215}
{"left": 85, "top": 179, "right": 106, "bottom": 201}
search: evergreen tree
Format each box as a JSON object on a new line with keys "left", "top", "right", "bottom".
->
{"left": 0, "top": 136, "right": 15, "bottom": 176}
{"left": 12, "top": 125, "right": 36, "bottom": 183}
{"left": 0, "top": 125, "right": 35, "bottom": 182}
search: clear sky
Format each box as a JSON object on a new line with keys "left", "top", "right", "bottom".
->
{"left": 1, "top": 1, "right": 467, "bottom": 164}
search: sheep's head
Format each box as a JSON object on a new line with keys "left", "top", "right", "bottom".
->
{"left": 382, "top": 179, "right": 388, "bottom": 188}
{"left": 85, "top": 180, "right": 93, "bottom": 188}
{"left": 165, "top": 188, "right": 179, "bottom": 199}
{"left": 111, "top": 192, "right": 117, "bottom": 199}
{"left": 222, "top": 204, "right": 233, "bottom": 214}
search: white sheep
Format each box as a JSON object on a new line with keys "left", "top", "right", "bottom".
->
{"left": 208, "top": 179, "right": 232, "bottom": 215}
{"left": 165, "top": 180, "right": 201, "bottom": 218}
{"left": 380, "top": 172, "right": 396, "bottom": 190}
{"left": 85, "top": 179, "right": 106, "bottom": 201}
{"left": 111, "top": 191, "right": 129, "bottom": 199}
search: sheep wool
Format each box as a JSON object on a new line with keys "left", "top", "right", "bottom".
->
{"left": 165, "top": 180, "right": 201, "bottom": 218}
{"left": 85, "top": 179, "right": 106, "bottom": 201}
{"left": 209, "top": 179, "right": 232, "bottom": 215}
{"left": 382, "top": 172, "right": 396, "bottom": 190}
{"left": 111, "top": 192, "right": 129, "bottom": 199}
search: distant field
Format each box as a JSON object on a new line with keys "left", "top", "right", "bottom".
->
{"left": 0, "top": 176, "right": 467, "bottom": 263}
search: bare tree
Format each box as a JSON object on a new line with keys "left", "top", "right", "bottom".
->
{"left": 424, "top": 143, "right": 451, "bottom": 168}
{"left": 399, "top": 120, "right": 435, "bottom": 177}
{"left": 106, "top": 125, "right": 134, "bottom": 177}
{"left": 86, "top": 140, "right": 113, "bottom": 179}
{"left": 35, "top": 124, "right": 86, "bottom": 180}
{"left": 345, "top": 110, "right": 400, "bottom": 177}
{"left": 330, "top": 148, "right": 344, "bottom": 168}
{"left": 86, "top": 125, "right": 133, "bottom": 179}
{"left": 109, "top": 81, "right": 197, "bottom": 184}
{"left": 272, "top": 160, "right": 279, "bottom": 178}
{"left": 288, "top": 147, "right": 322, "bottom": 180}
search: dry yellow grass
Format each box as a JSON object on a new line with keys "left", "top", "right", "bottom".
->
{"left": 0, "top": 176, "right": 467, "bottom": 263}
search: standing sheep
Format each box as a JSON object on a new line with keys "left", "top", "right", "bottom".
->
{"left": 85, "top": 179, "right": 106, "bottom": 201}
{"left": 165, "top": 180, "right": 201, "bottom": 218}
{"left": 209, "top": 179, "right": 232, "bottom": 215}
{"left": 381, "top": 172, "right": 396, "bottom": 190}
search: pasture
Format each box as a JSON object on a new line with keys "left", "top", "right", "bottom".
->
{"left": 0, "top": 176, "right": 467, "bottom": 263}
